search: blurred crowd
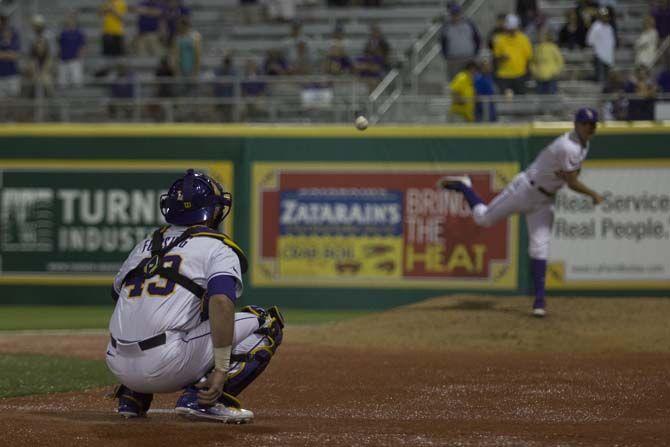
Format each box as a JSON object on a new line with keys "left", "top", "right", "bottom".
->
{"left": 0, "top": 0, "right": 391, "bottom": 121}
{"left": 441, "top": 0, "right": 670, "bottom": 123}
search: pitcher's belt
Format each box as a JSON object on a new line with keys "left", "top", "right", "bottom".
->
{"left": 110, "top": 333, "right": 167, "bottom": 351}
{"left": 529, "top": 180, "right": 556, "bottom": 198}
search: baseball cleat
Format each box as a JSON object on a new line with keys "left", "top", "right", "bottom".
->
{"left": 175, "top": 403, "right": 254, "bottom": 423}
{"left": 175, "top": 389, "right": 254, "bottom": 424}
{"left": 436, "top": 175, "right": 472, "bottom": 190}
{"left": 117, "top": 402, "right": 146, "bottom": 418}
{"left": 532, "top": 308, "right": 547, "bottom": 318}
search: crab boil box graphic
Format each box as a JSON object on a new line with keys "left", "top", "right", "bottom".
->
{"left": 0, "top": 161, "right": 232, "bottom": 285}
{"left": 251, "top": 162, "right": 519, "bottom": 289}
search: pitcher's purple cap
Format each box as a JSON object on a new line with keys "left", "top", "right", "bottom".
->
{"left": 575, "top": 107, "right": 598, "bottom": 123}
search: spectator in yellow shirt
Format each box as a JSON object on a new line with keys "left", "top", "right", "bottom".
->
{"left": 530, "top": 29, "right": 564, "bottom": 94}
{"left": 449, "top": 60, "right": 478, "bottom": 122}
{"left": 492, "top": 14, "right": 532, "bottom": 94}
{"left": 100, "top": 0, "right": 127, "bottom": 56}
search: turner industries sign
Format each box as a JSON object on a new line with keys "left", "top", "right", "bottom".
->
{"left": 0, "top": 162, "right": 232, "bottom": 282}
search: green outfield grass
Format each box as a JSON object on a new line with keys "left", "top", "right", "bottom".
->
{"left": 0, "top": 354, "right": 115, "bottom": 398}
{"left": 0, "top": 306, "right": 374, "bottom": 331}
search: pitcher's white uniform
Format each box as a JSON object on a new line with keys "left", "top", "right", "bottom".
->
{"left": 470, "top": 131, "right": 589, "bottom": 259}
{"left": 106, "top": 226, "right": 265, "bottom": 394}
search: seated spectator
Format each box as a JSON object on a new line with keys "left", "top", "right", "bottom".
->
{"left": 322, "top": 25, "right": 352, "bottom": 75}
{"left": 516, "top": 0, "right": 538, "bottom": 28}
{"left": 164, "top": 0, "right": 190, "bottom": 46}
{"left": 58, "top": 12, "right": 86, "bottom": 88}
{"left": 354, "top": 47, "right": 386, "bottom": 92}
{"left": 213, "top": 54, "right": 237, "bottom": 121}
{"left": 624, "top": 65, "right": 657, "bottom": 121}
{"left": 146, "top": 55, "right": 175, "bottom": 121}
{"left": 530, "top": 29, "right": 564, "bottom": 94}
{"left": 108, "top": 62, "right": 136, "bottom": 119}
{"left": 0, "top": 11, "right": 21, "bottom": 99}
{"left": 492, "top": 14, "right": 532, "bottom": 95}
{"left": 635, "top": 15, "right": 659, "bottom": 69}
{"left": 263, "top": 48, "right": 288, "bottom": 75}
{"left": 440, "top": 2, "right": 480, "bottom": 81}
{"left": 559, "top": 9, "right": 585, "bottom": 49}
{"left": 100, "top": 0, "right": 128, "bottom": 57}
{"left": 241, "top": 59, "right": 266, "bottom": 97}
{"left": 363, "top": 24, "right": 390, "bottom": 70}
{"left": 287, "top": 41, "right": 313, "bottom": 75}
{"left": 601, "top": 70, "right": 627, "bottom": 120}
{"left": 449, "top": 60, "right": 478, "bottom": 122}
{"left": 474, "top": 59, "right": 496, "bottom": 122}
{"left": 586, "top": 8, "right": 615, "bottom": 83}
{"left": 28, "top": 14, "right": 53, "bottom": 97}
{"left": 134, "top": 0, "right": 164, "bottom": 56}
{"left": 652, "top": 0, "right": 670, "bottom": 40}
{"left": 240, "top": 59, "right": 267, "bottom": 121}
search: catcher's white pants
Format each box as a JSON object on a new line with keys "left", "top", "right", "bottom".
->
{"left": 471, "top": 172, "right": 555, "bottom": 260}
{"left": 106, "top": 312, "right": 264, "bottom": 394}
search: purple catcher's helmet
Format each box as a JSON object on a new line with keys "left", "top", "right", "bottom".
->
{"left": 160, "top": 169, "right": 232, "bottom": 226}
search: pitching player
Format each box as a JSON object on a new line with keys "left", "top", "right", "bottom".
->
{"left": 438, "top": 107, "right": 604, "bottom": 317}
{"left": 106, "top": 169, "right": 284, "bottom": 423}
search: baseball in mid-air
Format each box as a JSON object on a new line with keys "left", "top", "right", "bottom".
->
{"left": 355, "top": 115, "right": 368, "bottom": 131}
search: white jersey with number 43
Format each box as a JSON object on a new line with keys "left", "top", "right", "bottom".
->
{"left": 109, "top": 226, "right": 243, "bottom": 342}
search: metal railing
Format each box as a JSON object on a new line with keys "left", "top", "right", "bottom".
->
{"left": 0, "top": 75, "right": 373, "bottom": 123}
{"left": 379, "top": 92, "right": 670, "bottom": 123}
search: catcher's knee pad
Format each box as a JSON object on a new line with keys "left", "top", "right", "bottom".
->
{"left": 113, "top": 384, "right": 153, "bottom": 415}
{"left": 224, "top": 305, "right": 284, "bottom": 396}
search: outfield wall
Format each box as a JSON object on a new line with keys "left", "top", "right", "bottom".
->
{"left": 0, "top": 124, "right": 668, "bottom": 307}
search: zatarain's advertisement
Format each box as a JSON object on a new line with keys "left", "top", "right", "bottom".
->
{"left": 252, "top": 162, "right": 519, "bottom": 289}
{"left": 0, "top": 163, "right": 232, "bottom": 282}
{"left": 548, "top": 162, "right": 670, "bottom": 288}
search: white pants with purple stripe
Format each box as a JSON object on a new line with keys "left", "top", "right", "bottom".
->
{"left": 471, "top": 172, "right": 555, "bottom": 260}
{"left": 106, "top": 312, "right": 266, "bottom": 394}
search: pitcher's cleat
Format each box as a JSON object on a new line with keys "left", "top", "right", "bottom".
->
{"left": 436, "top": 175, "right": 472, "bottom": 190}
{"left": 175, "top": 389, "right": 254, "bottom": 424}
{"left": 532, "top": 308, "right": 547, "bottom": 318}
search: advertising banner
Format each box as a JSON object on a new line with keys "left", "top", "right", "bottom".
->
{"left": 0, "top": 161, "right": 233, "bottom": 284}
{"left": 252, "top": 162, "right": 519, "bottom": 289}
{"left": 548, "top": 160, "right": 670, "bottom": 288}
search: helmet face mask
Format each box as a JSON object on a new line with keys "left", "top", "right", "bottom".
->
{"left": 160, "top": 169, "right": 232, "bottom": 228}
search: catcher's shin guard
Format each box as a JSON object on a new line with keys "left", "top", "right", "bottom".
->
{"left": 113, "top": 384, "right": 153, "bottom": 418}
{"left": 224, "top": 305, "right": 284, "bottom": 396}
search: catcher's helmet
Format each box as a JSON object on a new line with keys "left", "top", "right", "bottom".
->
{"left": 160, "top": 169, "right": 232, "bottom": 226}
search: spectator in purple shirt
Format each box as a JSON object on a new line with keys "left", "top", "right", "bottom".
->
{"left": 108, "top": 62, "right": 136, "bottom": 119}
{"left": 134, "top": 0, "right": 165, "bottom": 55}
{"left": 0, "top": 12, "right": 20, "bottom": 98}
{"left": 58, "top": 12, "right": 86, "bottom": 88}
{"left": 652, "top": 0, "right": 670, "bottom": 39}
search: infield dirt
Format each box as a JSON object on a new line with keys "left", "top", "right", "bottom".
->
{"left": 1, "top": 295, "right": 669, "bottom": 446}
